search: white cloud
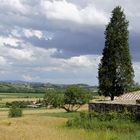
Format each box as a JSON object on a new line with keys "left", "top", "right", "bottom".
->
{"left": 42, "top": 0, "right": 81, "bottom": 23}
{"left": 11, "top": 29, "right": 21, "bottom": 38}
{"left": 65, "top": 55, "right": 99, "bottom": 67}
{"left": 0, "top": 0, "right": 26, "bottom": 14}
{"left": 22, "top": 74, "right": 41, "bottom": 82}
{"left": 80, "top": 5, "right": 108, "bottom": 25}
{"left": 22, "top": 74, "right": 33, "bottom": 81}
{"left": 133, "top": 62, "right": 140, "bottom": 83}
{"left": 0, "top": 56, "right": 7, "bottom": 65}
{"left": 0, "top": 36, "right": 21, "bottom": 47}
{"left": 8, "top": 48, "right": 33, "bottom": 60}
{"left": 41, "top": 0, "right": 108, "bottom": 26}
{"left": 23, "top": 29, "right": 43, "bottom": 39}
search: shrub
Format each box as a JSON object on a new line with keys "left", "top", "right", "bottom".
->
{"left": 66, "top": 110, "right": 139, "bottom": 132}
{"left": 135, "top": 112, "right": 140, "bottom": 122}
{"left": 136, "top": 99, "right": 140, "bottom": 104}
{"left": 119, "top": 108, "right": 132, "bottom": 120}
{"left": 6, "top": 101, "right": 33, "bottom": 108}
{"left": 88, "top": 109, "right": 132, "bottom": 121}
{"left": 8, "top": 107, "right": 23, "bottom": 118}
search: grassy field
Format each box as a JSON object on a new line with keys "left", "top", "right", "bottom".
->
{"left": 0, "top": 109, "right": 140, "bottom": 140}
{"left": 0, "top": 93, "right": 140, "bottom": 140}
{"left": 0, "top": 93, "right": 44, "bottom": 98}
{"left": 0, "top": 92, "right": 44, "bottom": 109}
{"left": 0, "top": 115, "right": 120, "bottom": 140}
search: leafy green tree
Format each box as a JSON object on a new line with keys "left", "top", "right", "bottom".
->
{"left": 98, "top": 6, "right": 134, "bottom": 100}
{"left": 44, "top": 90, "right": 64, "bottom": 108}
{"left": 63, "top": 85, "right": 92, "bottom": 112}
{"left": 44, "top": 85, "right": 92, "bottom": 112}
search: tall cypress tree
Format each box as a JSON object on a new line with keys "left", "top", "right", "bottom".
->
{"left": 98, "top": 6, "right": 134, "bottom": 100}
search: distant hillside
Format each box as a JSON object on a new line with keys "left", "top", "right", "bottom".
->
{"left": 0, "top": 81, "right": 98, "bottom": 94}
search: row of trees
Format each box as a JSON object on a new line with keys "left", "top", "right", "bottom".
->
{"left": 0, "top": 82, "right": 47, "bottom": 93}
{"left": 0, "top": 82, "right": 96, "bottom": 94}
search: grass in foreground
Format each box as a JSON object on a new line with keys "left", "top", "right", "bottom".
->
{"left": 0, "top": 113, "right": 140, "bottom": 140}
{"left": 0, "top": 105, "right": 140, "bottom": 140}
{"left": 66, "top": 111, "right": 140, "bottom": 140}
{"left": 41, "top": 111, "right": 79, "bottom": 118}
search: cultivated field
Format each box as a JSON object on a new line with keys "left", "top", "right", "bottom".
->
{"left": 0, "top": 93, "right": 140, "bottom": 140}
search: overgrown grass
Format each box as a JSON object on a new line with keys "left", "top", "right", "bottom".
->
{"left": 41, "top": 111, "right": 79, "bottom": 118}
{"left": 1, "top": 114, "right": 140, "bottom": 140}
{"left": 38, "top": 110, "right": 140, "bottom": 140}
{"left": 66, "top": 111, "right": 140, "bottom": 140}
{"left": 0, "top": 105, "right": 140, "bottom": 140}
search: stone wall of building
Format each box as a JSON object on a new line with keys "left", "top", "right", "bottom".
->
{"left": 89, "top": 102, "right": 140, "bottom": 115}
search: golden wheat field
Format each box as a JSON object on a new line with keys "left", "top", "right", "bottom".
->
{"left": 0, "top": 108, "right": 117, "bottom": 140}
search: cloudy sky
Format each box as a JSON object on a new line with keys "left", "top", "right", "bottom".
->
{"left": 0, "top": 0, "right": 140, "bottom": 85}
